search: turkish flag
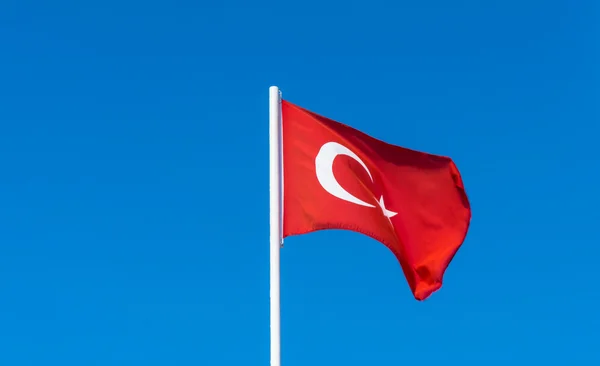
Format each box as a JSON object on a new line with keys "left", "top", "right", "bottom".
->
{"left": 282, "top": 100, "right": 471, "bottom": 300}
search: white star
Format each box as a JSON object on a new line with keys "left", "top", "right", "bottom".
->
{"left": 378, "top": 196, "right": 397, "bottom": 218}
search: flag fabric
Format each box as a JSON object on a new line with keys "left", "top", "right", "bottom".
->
{"left": 281, "top": 100, "right": 471, "bottom": 300}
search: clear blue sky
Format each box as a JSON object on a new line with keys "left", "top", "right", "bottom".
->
{"left": 0, "top": 0, "right": 598, "bottom": 364}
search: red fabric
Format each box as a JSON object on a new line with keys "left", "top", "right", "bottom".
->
{"left": 282, "top": 100, "right": 471, "bottom": 300}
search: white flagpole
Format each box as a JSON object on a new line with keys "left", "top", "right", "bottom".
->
{"left": 269, "top": 85, "right": 282, "bottom": 366}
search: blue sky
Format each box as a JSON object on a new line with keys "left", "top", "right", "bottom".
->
{"left": 0, "top": 0, "right": 598, "bottom": 364}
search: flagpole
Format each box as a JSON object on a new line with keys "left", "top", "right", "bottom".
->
{"left": 269, "top": 85, "right": 282, "bottom": 366}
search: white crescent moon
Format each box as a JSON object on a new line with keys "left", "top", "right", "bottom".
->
{"left": 315, "top": 141, "right": 375, "bottom": 208}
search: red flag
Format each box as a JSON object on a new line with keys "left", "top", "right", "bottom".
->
{"left": 282, "top": 100, "right": 471, "bottom": 300}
